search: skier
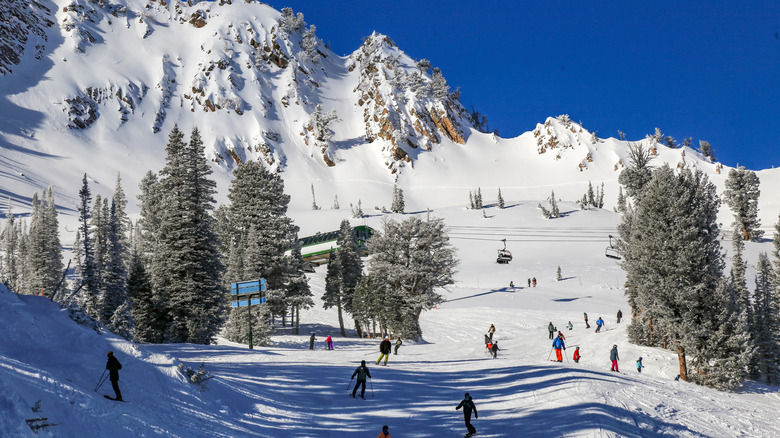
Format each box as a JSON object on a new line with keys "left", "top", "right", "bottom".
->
{"left": 532, "top": 277, "right": 537, "bottom": 287}
{"left": 547, "top": 322, "right": 555, "bottom": 340}
{"left": 636, "top": 357, "right": 644, "bottom": 373}
{"left": 584, "top": 312, "right": 590, "bottom": 329}
{"left": 484, "top": 334, "right": 491, "bottom": 350}
{"left": 377, "top": 337, "right": 392, "bottom": 366}
{"left": 309, "top": 333, "right": 316, "bottom": 350}
{"left": 552, "top": 335, "right": 566, "bottom": 362}
{"left": 394, "top": 338, "right": 403, "bottom": 355}
{"left": 106, "top": 351, "right": 123, "bottom": 401}
{"left": 557, "top": 331, "right": 566, "bottom": 341}
{"left": 617, "top": 309, "right": 623, "bottom": 324}
{"left": 376, "top": 425, "right": 391, "bottom": 438}
{"left": 488, "top": 324, "right": 496, "bottom": 341}
{"left": 490, "top": 341, "right": 500, "bottom": 359}
{"left": 610, "top": 344, "right": 620, "bottom": 372}
{"left": 326, "top": 335, "right": 333, "bottom": 350}
{"left": 455, "top": 392, "right": 478, "bottom": 437}
{"left": 527, "top": 278, "right": 531, "bottom": 287}
{"left": 350, "top": 360, "right": 372, "bottom": 399}
{"left": 595, "top": 317, "right": 604, "bottom": 333}
{"left": 573, "top": 347, "right": 581, "bottom": 363}
{"left": 567, "top": 321, "right": 573, "bottom": 331}
{"left": 509, "top": 280, "right": 514, "bottom": 289}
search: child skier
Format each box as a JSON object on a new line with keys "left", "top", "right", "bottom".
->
{"left": 573, "top": 347, "right": 581, "bottom": 363}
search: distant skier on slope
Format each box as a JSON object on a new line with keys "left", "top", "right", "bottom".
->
{"left": 106, "top": 351, "right": 123, "bottom": 401}
{"left": 552, "top": 335, "right": 566, "bottom": 362}
{"left": 309, "top": 333, "right": 316, "bottom": 350}
{"left": 488, "top": 324, "right": 496, "bottom": 341}
{"left": 617, "top": 309, "right": 623, "bottom": 323}
{"left": 610, "top": 345, "right": 620, "bottom": 372}
{"left": 394, "top": 339, "right": 403, "bottom": 355}
{"left": 595, "top": 317, "right": 604, "bottom": 333}
{"left": 567, "top": 321, "right": 573, "bottom": 330}
{"left": 377, "top": 338, "right": 392, "bottom": 366}
{"left": 584, "top": 312, "right": 590, "bottom": 328}
{"left": 326, "top": 335, "right": 333, "bottom": 350}
{"left": 532, "top": 277, "right": 537, "bottom": 287}
{"left": 637, "top": 357, "right": 644, "bottom": 373}
{"left": 490, "top": 341, "right": 500, "bottom": 359}
{"left": 456, "top": 392, "right": 479, "bottom": 437}
{"left": 351, "top": 360, "right": 372, "bottom": 399}
{"left": 573, "top": 347, "right": 581, "bottom": 363}
{"left": 547, "top": 322, "right": 555, "bottom": 340}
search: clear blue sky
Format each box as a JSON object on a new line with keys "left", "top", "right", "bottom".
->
{"left": 266, "top": 1, "right": 780, "bottom": 170}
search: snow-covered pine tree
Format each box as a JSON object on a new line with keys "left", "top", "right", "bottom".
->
{"left": 578, "top": 193, "right": 588, "bottom": 210}
{"left": 112, "top": 173, "right": 130, "bottom": 255}
{"left": 310, "top": 183, "right": 319, "bottom": 210}
{"left": 333, "top": 195, "right": 340, "bottom": 210}
{"left": 616, "top": 186, "right": 627, "bottom": 213}
{"left": 475, "top": 188, "right": 483, "bottom": 209}
{"left": 549, "top": 190, "right": 559, "bottom": 218}
{"left": 23, "top": 192, "right": 46, "bottom": 295}
{"left": 753, "top": 252, "right": 780, "bottom": 384}
{"left": 223, "top": 159, "right": 296, "bottom": 329}
{"left": 127, "top": 247, "right": 163, "bottom": 343}
{"left": 430, "top": 67, "right": 450, "bottom": 100}
{"left": 89, "top": 195, "right": 107, "bottom": 303}
{"left": 556, "top": 266, "right": 562, "bottom": 281}
{"left": 136, "top": 171, "right": 161, "bottom": 268}
{"left": 153, "top": 126, "right": 225, "bottom": 344}
{"left": 279, "top": 7, "right": 304, "bottom": 32}
{"left": 337, "top": 220, "right": 364, "bottom": 336}
{"left": 618, "top": 142, "right": 655, "bottom": 204}
{"left": 285, "top": 237, "right": 313, "bottom": 335}
{"left": 497, "top": 188, "right": 505, "bottom": 209}
{"left": 730, "top": 224, "right": 756, "bottom": 377}
{"left": 538, "top": 203, "right": 551, "bottom": 219}
{"left": 468, "top": 191, "right": 475, "bottom": 210}
{"left": 621, "top": 166, "right": 730, "bottom": 385}
{"left": 698, "top": 140, "right": 715, "bottom": 162}
{"left": 1, "top": 203, "right": 19, "bottom": 292}
{"left": 586, "top": 181, "right": 596, "bottom": 207}
{"left": 301, "top": 25, "right": 320, "bottom": 63}
{"left": 351, "top": 200, "right": 364, "bottom": 218}
{"left": 723, "top": 167, "right": 763, "bottom": 241}
{"left": 306, "top": 104, "right": 339, "bottom": 160}
{"left": 43, "top": 188, "right": 63, "bottom": 299}
{"left": 99, "top": 199, "right": 129, "bottom": 328}
{"left": 366, "top": 216, "right": 459, "bottom": 339}
{"left": 598, "top": 182, "right": 605, "bottom": 208}
{"left": 391, "top": 184, "right": 405, "bottom": 214}
{"left": 322, "top": 248, "right": 345, "bottom": 333}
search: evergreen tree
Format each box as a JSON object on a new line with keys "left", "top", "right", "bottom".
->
{"left": 620, "top": 166, "right": 730, "bottom": 385}
{"left": 322, "top": 249, "right": 344, "bottom": 333}
{"left": 332, "top": 195, "right": 340, "bottom": 210}
{"left": 723, "top": 167, "right": 763, "bottom": 241}
{"left": 90, "top": 195, "right": 107, "bottom": 301}
{"left": 556, "top": 266, "right": 562, "bottom": 281}
{"left": 497, "top": 188, "right": 505, "bottom": 209}
{"left": 586, "top": 181, "right": 596, "bottom": 207}
{"left": 618, "top": 142, "right": 655, "bottom": 204}
{"left": 351, "top": 200, "right": 364, "bottom": 218}
{"left": 366, "top": 216, "right": 459, "bottom": 339}
{"left": 753, "top": 252, "right": 780, "bottom": 383}
{"left": 391, "top": 184, "right": 405, "bottom": 214}
{"left": 597, "top": 182, "right": 605, "bottom": 208}
{"left": 153, "top": 126, "right": 225, "bottom": 344}
{"left": 549, "top": 190, "right": 559, "bottom": 218}
{"left": 310, "top": 183, "right": 320, "bottom": 210}
{"left": 474, "top": 188, "right": 483, "bottom": 209}
{"left": 136, "top": 171, "right": 161, "bottom": 267}
{"left": 1, "top": 203, "right": 19, "bottom": 292}
{"left": 127, "top": 248, "right": 163, "bottom": 343}
{"left": 99, "top": 200, "right": 128, "bottom": 327}
{"left": 337, "top": 220, "right": 364, "bottom": 336}
{"left": 698, "top": 140, "right": 715, "bottom": 161}
{"left": 286, "top": 238, "right": 313, "bottom": 335}
{"left": 468, "top": 191, "right": 475, "bottom": 210}
{"left": 616, "top": 186, "right": 627, "bottom": 213}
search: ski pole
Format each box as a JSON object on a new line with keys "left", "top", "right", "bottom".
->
{"left": 564, "top": 349, "right": 570, "bottom": 363}
{"left": 347, "top": 379, "right": 353, "bottom": 390}
{"left": 546, "top": 347, "right": 553, "bottom": 361}
{"left": 369, "top": 378, "right": 374, "bottom": 398}
{"left": 94, "top": 370, "right": 108, "bottom": 392}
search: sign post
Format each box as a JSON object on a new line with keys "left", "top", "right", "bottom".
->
{"left": 231, "top": 279, "right": 267, "bottom": 349}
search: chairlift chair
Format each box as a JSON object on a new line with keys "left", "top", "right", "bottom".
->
{"left": 497, "top": 239, "right": 513, "bottom": 264}
{"left": 605, "top": 234, "right": 621, "bottom": 260}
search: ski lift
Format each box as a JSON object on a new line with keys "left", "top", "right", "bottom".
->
{"left": 605, "top": 234, "right": 621, "bottom": 260}
{"left": 496, "top": 239, "right": 513, "bottom": 264}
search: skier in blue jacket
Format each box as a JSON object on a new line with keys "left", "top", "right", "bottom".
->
{"left": 552, "top": 336, "right": 566, "bottom": 362}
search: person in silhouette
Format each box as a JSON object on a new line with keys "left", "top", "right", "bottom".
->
{"left": 584, "top": 312, "right": 590, "bottom": 328}
{"left": 376, "top": 425, "right": 391, "bottom": 438}
{"left": 309, "top": 333, "right": 316, "bottom": 350}
{"left": 106, "top": 351, "right": 123, "bottom": 401}
{"left": 490, "top": 341, "right": 500, "bottom": 359}
{"left": 350, "top": 360, "right": 372, "bottom": 399}
{"left": 548, "top": 322, "right": 555, "bottom": 340}
{"left": 456, "top": 392, "right": 478, "bottom": 436}
{"left": 617, "top": 309, "right": 623, "bottom": 323}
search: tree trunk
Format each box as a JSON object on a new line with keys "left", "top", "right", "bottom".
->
{"left": 354, "top": 318, "right": 363, "bottom": 338}
{"left": 648, "top": 316, "right": 654, "bottom": 347}
{"left": 677, "top": 345, "right": 689, "bottom": 381}
{"left": 336, "top": 296, "right": 346, "bottom": 337}
{"left": 294, "top": 306, "right": 300, "bottom": 335}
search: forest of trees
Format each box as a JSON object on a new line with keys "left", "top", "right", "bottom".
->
{"left": 617, "top": 143, "right": 780, "bottom": 390}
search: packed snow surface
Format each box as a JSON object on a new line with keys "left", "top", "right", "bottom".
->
{"left": 2, "top": 202, "right": 779, "bottom": 438}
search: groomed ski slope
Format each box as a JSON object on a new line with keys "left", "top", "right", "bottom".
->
{"left": 2, "top": 202, "right": 780, "bottom": 437}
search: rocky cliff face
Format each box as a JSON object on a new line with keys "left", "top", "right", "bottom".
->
{"left": 0, "top": 0, "right": 54, "bottom": 76}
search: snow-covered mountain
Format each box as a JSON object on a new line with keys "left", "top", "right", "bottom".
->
{"left": 2, "top": 0, "right": 778, "bottom": 228}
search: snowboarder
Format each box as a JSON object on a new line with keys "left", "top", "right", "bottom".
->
{"left": 350, "top": 360, "right": 372, "bottom": 399}
{"left": 617, "top": 309, "right": 623, "bottom": 324}
{"left": 106, "top": 351, "right": 123, "bottom": 401}
{"left": 532, "top": 277, "right": 537, "bottom": 287}
{"left": 584, "top": 312, "right": 590, "bottom": 328}
{"left": 377, "top": 338, "right": 392, "bottom": 366}
{"left": 573, "top": 347, "right": 581, "bottom": 363}
{"left": 455, "top": 392, "right": 478, "bottom": 437}
{"left": 394, "top": 338, "right": 403, "bottom": 355}
{"left": 376, "top": 425, "right": 391, "bottom": 438}
{"left": 509, "top": 280, "right": 514, "bottom": 289}
{"left": 595, "top": 317, "right": 604, "bottom": 333}
{"left": 309, "top": 333, "right": 316, "bottom": 350}
{"left": 567, "top": 321, "right": 573, "bottom": 330}
{"left": 547, "top": 322, "right": 555, "bottom": 340}
{"left": 326, "top": 335, "right": 333, "bottom": 350}
{"left": 488, "top": 324, "right": 496, "bottom": 341}
{"left": 552, "top": 335, "right": 566, "bottom": 362}
{"left": 636, "top": 357, "right": 644, "bottom": 373}
{"left": 610, "top": 344, "right": 620, "bottom": 372}
{"left": 490, "top": 341, "right": 500, "bottom": 359}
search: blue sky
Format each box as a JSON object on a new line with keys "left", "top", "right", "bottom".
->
{"left": 266, "top": 1, "right": 780, "bottom": 170}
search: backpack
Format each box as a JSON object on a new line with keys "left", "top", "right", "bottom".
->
{"left": 487, "top": 343, "right": 493, "bottom": 349}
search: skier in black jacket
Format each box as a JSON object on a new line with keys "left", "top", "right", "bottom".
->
{"left": 350, "top": 360, "right": 372, "bottom": 399}
{"left": 106, "top": 351, "right": 123, "bottom": 401}
{"left": 456, "top": 392, "right": 478, "bottom": 436}
{"left": 377, "top": 338, "right": 392, "bottom": 366}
